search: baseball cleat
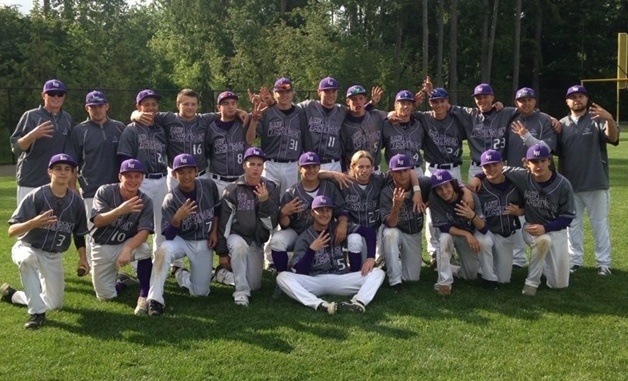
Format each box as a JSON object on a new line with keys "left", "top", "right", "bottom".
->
{"left": 116, "top": 273, "right": 139, "bottom": 287}
{"left": 391, "top": 283, "right": 403, "bottom": 293}
{"left": 522, "top": 285, "right": 537, "bottom": 296}
{"left": 339, "top": 300, "right": 366, "bottom": 313}
{"left": 437, "top": 285, "right": 451, "bottom": 296}
{"left": 148, "top": 300, "right": 164, "bottom": 316}
{"left": 597, "top": 266, "right": 611, "bottom": 276}
{"left": 24, "top": 313, "right": 46, "bottom": 329}
{"left": 569, "top": 265, "right": 581, "bottom": 274}
{"left": 169, "top": 265, "right": 181, "bottom": 277}
{"left": 317, "top": 301, "right": 336, "bottom": 315}
{"left": 134, "top": 296, "right": 148, "bottom": 316}
{"left": 271, "top": 284, "right": 284, "bottom": 299}
{"left": 1, "top": 283, "right": 17, "bottom": 303}
{"left": 482, "top": 280, "right": 499, "bottom": 291}
{"left": 213, "top": 266, "right": 235, "bottom": 286}
{"left": 234, "top": 295, "right": 249, "bottom": 307}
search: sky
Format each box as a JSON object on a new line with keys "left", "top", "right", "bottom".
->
{"left": 1, "top": 0, "right": 141, "bottom": 14}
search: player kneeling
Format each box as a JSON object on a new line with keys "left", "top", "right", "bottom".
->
{"left": 147, "top": 154, "right": 221, "bottom": 316}
{"left": 276, "top": 196, "right": 385, "bottom": 314}
{"left": 90, "top": 159, "right": 154, "bottom": 315}
{"left": 1, "top": 154, "right": 89, "bottom": 329}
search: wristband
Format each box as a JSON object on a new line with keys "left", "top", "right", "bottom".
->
{"left": 471, "top": 213, "right": 477, "bottom": 221}
{"left": 413, "top": 185, "right": 421, "bottom": 192}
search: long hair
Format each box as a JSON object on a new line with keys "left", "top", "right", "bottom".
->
{"left": 433, "top": 179, "right": 465, "bottom": 201}
{"left": 349, "top": 150, "right": 374, "bottom": 179}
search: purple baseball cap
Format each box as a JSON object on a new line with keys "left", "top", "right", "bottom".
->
{"left": 299, "top": 152, "right": 321, "bottom": 166}
{"left": 119, "top": 159, "right": 144, "bottom": 174}
{"left": 243, "top": 147, "right": 266, "bottom": 162}
{"left": 43, "top": 79, "right": 66, "bottom": 93}
{"left": 311, "top": 195, "right": 334, "bottom": 209}
{"left": 526, "top": 144, "right": 551, "bottom": 160}
{"left": 318, "top": 77, "right": 340, "bottom": 90}
{"left": 346, "top": 85, "right": 367, "bottom": 98}
{"left": 217, "top": 91, "right": 238, "bottom": 104}
{"left": 395, "top": 90, "right": 414, "bottom": 102}
{"left": 480, "top": 149, "right": 503, "bottom": 166}
{"left": 565, "top": 85, "right": 588, "bottom": 98}
{"left": 515, "top": 87, "right": 536, "bottom": 100}
{"left": 85, "top": 91, "right": 108, "bottom": 106}
{"left": 473, "top": 83, "right": 494, "bottom": 97}
{"left": 431, "top": 169, "right": 454, "bottom": 188}
{"left": 136, "top": 89, "right": 161, "bottom": 105}
{"left": 273, "top": 77, "right": 293, "bottom": 91}
{"left": 172, "top": 154, "right": 197, "bottom": 171}
{"left": 48, "top": 153, "right": 77, "bottom": 169}
{"left": 389, "top": 154, "right": 412, "bottom": 171}
{"left": 429, "top": 88, "right": 448, "bottom": 100}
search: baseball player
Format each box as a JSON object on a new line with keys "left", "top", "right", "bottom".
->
{"left": 429, "top": 169, "right": 498, "bottom": 295}
{"left": 1, "top": 154, "right": 89, "bottom": 329}
{"left": 475, "top": 149, "right": 524, "bottom": 283}
{"left": 341, "top": 85, "right": 385, "bottom": 170}
{"left": 269, "top": 152, "right": 348, "bottom": 274}
{"left": 89, "top": 159, "right": 154, "bottom": 314}
{"left": 206, "top": 91, "right": 257, "bottom": 195}
{"left": 557, "top": 85, "right": 619, "bottom": 276}
{"left": 117, "top": 89, "right": 168, "bottom": 256}
{"left": 66, "top": 90, "right": 126, "bottom": 264}
{"left": 216, "top": 147, "right": 280, "bottom": 306}
{"left": 276, "top": 195, "right": 385, "bottom": 314}
{"left": 10, "top": 79, "right": 74, "bottom": 203}
{"left": 147, "top": 154, "right": 221, "bottom": 316}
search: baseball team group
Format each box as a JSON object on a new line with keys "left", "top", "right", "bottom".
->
{"left": 0, "top": 75, "right": 618, "bottom": 329}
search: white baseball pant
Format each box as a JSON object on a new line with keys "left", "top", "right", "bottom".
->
{"left": 435, "top": 231, "right": 496, "bottom": 288}
{"left": 11, "top": 241, "right": 64, "bottom": 315}
{"left": 523, "top": 228, "right": 569, "bottom": 289}
{"left": 147, "top": 237, "right": 213, "bottom": 305}
{"left": 227, "top": 234, "right": 264, "bottom": 300}
{"left": 276, "top": 268, "right": 385, "bottom": 310}
{"left": 347, "top": 225, "right": 383, "bottom": 265}
{"left": 90, "top": 241, "right": 151, "bottom": 300}
{"left": 488, "top": 231, "right": 514, "bottom": 283}
{"left": 269, "top": 228, "right": 299, "bottom": 252}
{"left": 139, "top": 177, "right": 167, "bottom": 255}
{"left": 381, "top": 227, "right": 423, "bottom": 286}
{"left": 17, "top": 186, "right": 37, "bottom": 206}
{"left": 424, "top": 164, "right": 463, "bottom": 255}
{"left": 83, "top": 197, "right": 94, "bottom": 267}
{"left": 320, "top": 161, "right": 342, "bottom": 172}
{"left": 512, "top": 216, "right": 528, "bottom": 267}
{"left": 568, "top": 190, "right": 612, "bottom": 268}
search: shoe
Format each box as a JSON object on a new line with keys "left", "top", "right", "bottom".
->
{"left": 512, "top": 263, "right": 524, "bottom": 269}
{"left": 522, "top": 284, "right": 537, "bottom": 296}
{"left": 212, "top": 266, "right": 236, "bottom": 286}
{"left": 266, "top": 263, "right": 277, "bottom": 274}
{"left": 391, "top": 283, "right": 403, "bottom": 293}
{"left": 148, "top": 300, "right": 164, "bottom": 316}
{"left": 316, "top": 301, "right": 337, "bottom": 315}
{"left": 271, "top": 284, "right": 284, "bottom": 299}
{"left": 375, "top": 257, "right": 387, "bottom": 271}
{"left": 429, "top": 252, "right": 437, "bottom": 270}
{"left": 234, "top": 295, "right": 249, "bottom": 307}
{"left": 169, "top": 265, "right": 181, "bottom": 277}
{"left": 116, "top": 273, "right": 139, "bottom": 287}
{"left": 569, "top": 265, "right": 581, "bottom": 274}
{"left": 482, "top": 280, "right": 499, "bottom": 291}
{"left": 134, "top": 296, "right": 148, "bottom": 316}
{"left": 597, "top": 266, "right": 611, "bottom": 276}
{"left": 339, "top": 300, "right": 366, "bottom": 313}
{"left": 1, "top": 283, "right": 17, "bottom": 303}
{"left": 24, "top": 313, "right": 46, "bottom": 329}
{"left": 437, "top": 285, "right": 451, "bottom": 296}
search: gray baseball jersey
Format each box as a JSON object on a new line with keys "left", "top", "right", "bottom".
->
{"left": 382, "top": 116, "right": 425, "bottom": 167}
{"left": 416, "top": 111, "right": 465, "bottom": 165}
{"left": 90, "top": 184, "right": 154, "bottom": 245}
{"left": 66, "top": 118, "right": 125, "bottom": 198}
{"left": 339, "top": 173, "right": 388, "bottom": 229}
{"left": 504, "top": 168, "right": 576, "bottom": 225}
{"left": 557, "top": 113, "right": 619, "bottom": 192}
{"left": 507, "top": 111, "right": 556, "bottom": 167}
{"left": 293, "top": 220, "right": 355, "bottom": 275}
{"left": 430, "top": 191, "right": 484, "bottom": 233}
{"left": 216, "top": 176, "right": 280, "bottom": 255}
{"left": 205, "top": 119, "right": 249, "bottom": 177}
{"left": 281, "top": 179, "right": 346, "bottom": 234}
{"left": 451, "top": 106, "right": 518, "bottom": 163}
{"left": 117, "top": 122, "right": 168, "bottom": 174}
{"left": 10, "top": 106, "right": 74, "bottom": 187}
{"left": 379, "top": 177, "right": 431, "bottom": 235}
{"left": 299, "top": 100, "right": 347, "bottom": 162}
{"left": 341, "top": 110, "right": 385, "bottom": 167}
{"left": 162, "top": 178, "right": 221, "bottom": 240}
{"left": 257, "top": 105, "right": 307, "bottom": 162}
{"left": 476, "top": 178, "right": 522, "bottom": 237}
{"left": 9, "top": 185, "right": 89, "bottom": 253}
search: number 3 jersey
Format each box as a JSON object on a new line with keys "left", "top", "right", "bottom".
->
{"left": 90, "top": 184, "right": 155, "bottom": 245}
{"left": 293, "top": 220, "right": 355, "bottom": 276}
{"left": 9, "top": 186, "right": 89, "bottom": 253}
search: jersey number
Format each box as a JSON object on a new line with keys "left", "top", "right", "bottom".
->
{"left": 56, "top": 235, "right": 66, "bottom": 247}
{"left": 288, "top": 139, "right": 298, "bottom": 151}
{"left": 492, "top": 138, "right": 505, "bottom": 150}
{"left": 111, "top": 231, "right": 127, "bottom": 243}
{"left": 193, "top": 144, "right": 203, "bottom": 155}
{"left": 237, "top": 154, "right": 243, "bottom": 164}
{"left": 328, "top": 137, "right": 336, "bottom": 148}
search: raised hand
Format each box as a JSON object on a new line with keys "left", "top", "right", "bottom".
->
{"left": 253, "top": 182, "right": 269, "bottom": 202}
{"left": 30, "top": 120, "right": 54, "bottom": 139}
{"left": 174, "top": 198, "right": 197, "bottom": 221}
{"left": 33, "top": 209, "right": 57, "bottom": 228}
{"left": 281, "top": 198, "right": 305, "bottom": 216}
{"left": 309, "top": 230, "right": 331, "bottom": 251}
{"left": 118, "top": 196, "right": 144, "bottom": 215}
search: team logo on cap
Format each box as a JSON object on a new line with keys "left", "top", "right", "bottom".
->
{"left": 128, "top": 162, "right": 137, "bottom": 169}
{"left": 485, "top": 153, "right": 493, "bottom": 160}
{"left": 52, "top": 80, "right": 60, "bottom": 88}
{"left": 533, "top": 149, "right": 541, "bottom": 157}
{"left": 180, "top": 157, "right": 188, "bottom": 164}
{"left": 569, "top": 86, "right": 579, "bottom": 92}
{"left": 435, "top": 174, "right": 443, "bottom": 181}
{"left": 396, "top": 157, "right": 406, "bottom": 166}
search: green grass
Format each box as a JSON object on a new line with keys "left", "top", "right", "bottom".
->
{"left": 0, "top": 145, "right": 627, "bottom": 380}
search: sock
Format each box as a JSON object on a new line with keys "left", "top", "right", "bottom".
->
{"left": 271, "top": 250, "right": 289, "bottom": 272}
{"left": 136, "top": 258, "right": 153, "bottom": 298}
{"left": 348, "top": 252, "right": 362, "bottom": 272}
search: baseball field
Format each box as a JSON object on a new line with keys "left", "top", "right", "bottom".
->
{"left": 0, "top": 141, "right": 625, "bottom": 380}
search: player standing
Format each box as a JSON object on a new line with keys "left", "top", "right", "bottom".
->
{"left": 276, "top": 195, "right": 385, "bottom": 314}
{"left": 10, "top": 79, "right": 74, "bottom": 203}
{"left": 89, "top": 159, "right": 154, "bottom": 314}
{"left": 1, "top": 154, "right": 89, "bottom": 329}
{"left": 557, "top": 85, "right": 619, "bottom": 276}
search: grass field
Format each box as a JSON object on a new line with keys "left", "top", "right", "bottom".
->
{"left": 0, "top": 147, "right": 626, "bottom": 381}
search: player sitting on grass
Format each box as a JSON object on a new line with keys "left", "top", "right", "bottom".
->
{"left": 1, "top": 154, "right": 89, "bottom": 329}
{"left": 89, "top": 159, "right": 154, "bottom": 315}
{"left": 276, "top": 195, "right": 384, "bottom": 314}
{"left": 147, "top": 154, "right": 221, "bottom": 316}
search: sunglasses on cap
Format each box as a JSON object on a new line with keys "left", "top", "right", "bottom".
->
{"left": 46, "top": 91, "right": 66, "bottom": 97}
{"left": 275, "top": 84, "right": 292, "bottom": 91}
